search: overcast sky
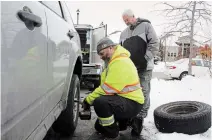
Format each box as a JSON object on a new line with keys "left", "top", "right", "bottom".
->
{"left": 67, "top": 1, "right": 211, "bottom": 46}
{"left": 67, "top": 1, "right": 168, "bottom": 35}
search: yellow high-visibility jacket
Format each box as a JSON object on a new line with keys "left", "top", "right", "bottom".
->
{"left": 85, "top": 45, "right": 144, "bottom": 105}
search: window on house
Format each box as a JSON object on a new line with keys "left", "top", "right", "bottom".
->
{"left": 171, "top": 53, "right": 173, "bottom": 57}
{"left": 174, "top": 53, "right": 176, "bottom": 57}
{"left": 168, "top": 53, "right": 170, "bottom": 56}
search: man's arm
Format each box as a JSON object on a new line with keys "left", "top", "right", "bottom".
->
{"left": 145, "top": 23, "right": 159, "bottom": 61}
{"left": 85, "top": 70, "right": 107, "bottom": 105}
{"left": 85, "top": 87, "right": 104, "bottom": 105}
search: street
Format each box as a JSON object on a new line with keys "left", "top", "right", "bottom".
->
{"left": 44, "top": 72, "right": 169, "bottom": 140}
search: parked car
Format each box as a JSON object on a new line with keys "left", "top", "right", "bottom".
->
{"left": 164, "top": 58, "right": 211, "bottom": 80}
{"left": 1, "top": 1, "right": 82, "bottom": 140}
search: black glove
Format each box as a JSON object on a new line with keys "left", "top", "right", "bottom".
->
{"left": 82, "top": 99, "right": 90, "bottom": 110}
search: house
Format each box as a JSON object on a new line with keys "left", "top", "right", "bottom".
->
{"left": 166, "top": 46, "right": 179, "bottom": 61}
{"left": 175, "top": 35, "right": 200, "bottom": 59}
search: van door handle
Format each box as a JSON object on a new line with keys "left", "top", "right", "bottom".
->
{"left": 17, "top": 10, "right": 42, "bottom": 27}
{"left": 67, "top": 30, "right": 74, "bottom": 40}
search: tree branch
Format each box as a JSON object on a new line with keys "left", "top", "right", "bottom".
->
{"left": 162, "top": 2, "right": 193, "bottom": 12}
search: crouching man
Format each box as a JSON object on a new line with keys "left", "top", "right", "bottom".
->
{"left": 83, "top": 37, "right": 144, "bottom": 140}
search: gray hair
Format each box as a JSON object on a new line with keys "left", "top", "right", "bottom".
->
{"left": 122, "top": 9, "right": 134, "bottom": 17}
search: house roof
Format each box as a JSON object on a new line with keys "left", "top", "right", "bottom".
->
{"left": 175, "top": 35, "right": 200, "bottom": 47}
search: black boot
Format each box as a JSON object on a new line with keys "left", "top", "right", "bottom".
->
{"left": 130, "top": 117, "right": 143, "bottom": 136}
{"left": 118, "top": 120, "right": 128, "bottom": 131}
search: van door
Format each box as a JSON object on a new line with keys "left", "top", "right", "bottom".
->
{"left": 90, "top": 25, "right": 107, "bottom": 64}
{"left": 1, "top": 2, "right": 48, "bottom": 140}
{"left": 41, "top": 1, "right": 77, "bottom": 119}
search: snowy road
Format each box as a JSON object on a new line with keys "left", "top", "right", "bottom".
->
{"left": 44, "top": 70, "right": 211, "bottom": 140}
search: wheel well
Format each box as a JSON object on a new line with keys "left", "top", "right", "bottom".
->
{"left": 179, "top": 71, "right": 188, "bottom": 80}
{"left": 73, "top": 56, "right": 82, "bottom": 80}
{"left": 181, "top": 71, "right": 188, "bottom": 74}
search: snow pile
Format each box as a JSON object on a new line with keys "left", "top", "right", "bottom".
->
{"left": 153, "top": 62, "right": 166, "bottom": 73}
{"left": 142, "top": 76, "right": 212, "bottom": 140}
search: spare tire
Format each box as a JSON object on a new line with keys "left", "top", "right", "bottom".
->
{"left": 154, "top": 101, "right": 211, "bottom": 134}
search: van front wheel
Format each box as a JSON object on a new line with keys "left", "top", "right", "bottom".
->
{"left": 52, "top": 74, "right": 80, "bottom": 136}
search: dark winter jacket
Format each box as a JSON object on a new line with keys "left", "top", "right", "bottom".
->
{"left": 120, "top": 18, "right": 159, "bottom": 72}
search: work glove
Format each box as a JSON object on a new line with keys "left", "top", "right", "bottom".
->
{"left": 82, "top": 98, "right": 90, "bottom": 110}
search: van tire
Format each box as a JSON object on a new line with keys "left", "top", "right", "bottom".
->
{"left": 52, "top": 74, "right": 80, "bottom": 136}
{"left": 154, "top": 101, "right": 211, "bottom": 134}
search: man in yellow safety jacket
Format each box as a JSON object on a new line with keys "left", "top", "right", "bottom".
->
{"left": 83, "top": 37, "right": 144, "bottom": 140}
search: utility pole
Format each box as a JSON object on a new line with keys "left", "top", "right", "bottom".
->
{"left": 76, "top": 9, "right": 80, "bottom": 24}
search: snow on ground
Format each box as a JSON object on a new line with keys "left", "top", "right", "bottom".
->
{"left": 153, "top": 62, "right": 166, "bottom": 73}
{"left": 142, "top": 64, "right": 212, "bottom": 140}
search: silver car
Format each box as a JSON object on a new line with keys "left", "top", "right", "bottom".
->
{"left": 1, "top": 1, "right": 82, "bottom": 140}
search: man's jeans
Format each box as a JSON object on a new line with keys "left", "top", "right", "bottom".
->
{"left": 137, "top": 70, "right": 152, "bottom": 118}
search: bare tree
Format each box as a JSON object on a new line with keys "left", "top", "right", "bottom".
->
{"left": 156, "top": 1, "right": 211, "bottom": 75}
{"left": 159, "top": 33, "right": 174, "bottom": 63}
{"left": 159, "top": 39, "right": 165, "bottom": 61}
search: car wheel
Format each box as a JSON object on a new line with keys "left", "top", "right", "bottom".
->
{"left": 52, "top": 74, "right": 80, "bottom": 136}
{"left": 179, "top": 71, "right": 188, "bottom": 80}
{"left": 154, "top": 101, "right": 211, "bottom": 134}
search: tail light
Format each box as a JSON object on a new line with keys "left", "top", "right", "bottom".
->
{"left": 168, "top": 66, "right": 176, "bottom": 69}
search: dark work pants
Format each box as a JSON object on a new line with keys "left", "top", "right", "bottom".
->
{"left": 93, "top": 95, "right": 143, "bottom": 138}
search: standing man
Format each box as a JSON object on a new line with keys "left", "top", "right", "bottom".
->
{"left": 120, "top": 9, "right": 159, "bottom": 136}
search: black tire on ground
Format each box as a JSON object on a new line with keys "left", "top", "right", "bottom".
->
{"left": 154, "top": 101, "right": 211, "bottom": 135}
{"left": 52, "top": 74, "right": 80, "bottom": 136}
{"left": 179, "top": 71, "right": 188, "bottom": 80}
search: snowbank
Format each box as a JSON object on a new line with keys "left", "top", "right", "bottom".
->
{"left": 142, "top": 76, "right": 212, "bottom": 140}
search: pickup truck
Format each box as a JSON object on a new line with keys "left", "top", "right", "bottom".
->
{"left": 75, "top": 24, "right": 107, "bottom": 90}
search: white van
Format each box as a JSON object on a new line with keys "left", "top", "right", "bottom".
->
{"left": 1, "top": 1, "right": 83, "bottom": 140}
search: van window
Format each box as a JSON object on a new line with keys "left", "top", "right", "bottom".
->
{"left": 42, "top": 1, "right": 62, "bottom": 17}
{"left": 61, "top": 2, "right": 75, "bottom": 28}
